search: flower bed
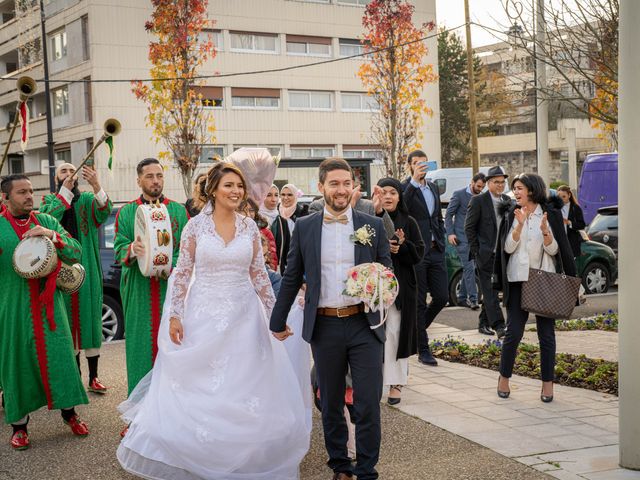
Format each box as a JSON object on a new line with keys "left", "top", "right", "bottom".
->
{"left": 554, "top": 311, "right": 618, "bottom": 332}
{"left": 430, "top": 337, "right": 618, "bottom": 396}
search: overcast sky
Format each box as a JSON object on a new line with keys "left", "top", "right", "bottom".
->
{"left": 435, "top": 0, "right": 510, "bottom": 47}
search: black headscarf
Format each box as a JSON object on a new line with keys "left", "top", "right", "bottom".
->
{"left": 56, "top": 178, "right": 81, "bottom": 239}
{"left": 377, "top": 177, "right": 409, "bottom": 228}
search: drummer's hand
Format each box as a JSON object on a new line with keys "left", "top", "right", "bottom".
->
{"left": 272, "top": 325, "right": 293, "bottom": 341}
{"left": 62, "top": 174, "right": 75, "bottom": 191}
{"left": 22, "top": 226, "right": 54, "bottom": 239}
{"left": 132, "top": 236, "right": 145, "bottom": 257}
{"left": 169, "top": 317, "right": 184, "bottom": 345}
{"left": 81, "top": 166, "right": 100, "bottom": 192}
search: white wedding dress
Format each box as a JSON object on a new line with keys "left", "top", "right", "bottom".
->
{"left": 117, "top": 209, "right": 310, "bottom": 480}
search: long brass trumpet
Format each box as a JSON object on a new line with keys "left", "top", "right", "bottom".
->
{"left": 0, "top": 76, "right": 38, "bottom": 174}
{"left": 71, "top": 118, "right": 122, "bottom": 177}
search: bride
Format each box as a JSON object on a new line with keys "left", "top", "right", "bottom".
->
{"left": 117, "top": 162, "right": 310, "bottom": 479}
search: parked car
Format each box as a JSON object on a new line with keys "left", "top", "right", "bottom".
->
{"left": 445, "top": 235, "right": 618, "bottom": 304}
{"left": 578, "top": 153, "right": 618, "bottom": 224}
{"left": 99, "top": 207, "right": 124, "bottom": 342}
{"left": 586, "top": 205, "right": 618, "bottom": 257}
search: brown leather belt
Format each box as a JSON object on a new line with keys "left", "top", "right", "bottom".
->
{"left": 317, "top": 304, "right": 365, "bottom": 318}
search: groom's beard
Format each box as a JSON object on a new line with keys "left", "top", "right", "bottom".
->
{"left": 323, "top": 191, "right": 352, "bottom": 214}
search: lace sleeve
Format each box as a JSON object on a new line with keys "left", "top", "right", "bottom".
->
{"left": 169, "top": 217, "right": 198, "bottom": 320}
{"left": 249, "top": 222, "right": 276, "bottom": 316}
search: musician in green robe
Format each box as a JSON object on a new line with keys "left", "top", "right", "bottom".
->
{"left": 0, "top": 175, "right": 90, "bottom": 450}
{"left": 39, "top": 163, "right": 113, "bottom": 394}
{"left": 114, "top": 158, "right": 189, "bottom": 394}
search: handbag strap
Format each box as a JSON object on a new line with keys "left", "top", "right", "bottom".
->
{"left": 537, "top": 228, "right": 566, "bottom": 274}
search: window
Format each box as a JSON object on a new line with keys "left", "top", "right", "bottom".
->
{"left": 9, "top": 156, "right": 23, "bottom": 174}
{"left": 343, "top": 149, "right": 383, "bottom": 161}
{"left": 231, "top": 88, "right": 280, "bottom": 109}
{"left": 193, "top": 86, "right": 224, "bottom": 108}
{"left": 199, "top": 145, "right": 225, "bottom": 164}
{"left": 234, "top": 145, "right": 282, "bottom": 156}
{"left": 289, "top": 90, "right": 332, "bottom": 111}
{"left": 341, "top": 92, "right": 380, "bottom": 112}
{"left": 338, "top": 0, "right": 371, "bottom": 5}
{"left": 290, "top": 147, "right": 335, "bottom": 158}
{"left": 339, "top": 38, "right": 365, "bottom": 57}
{"left": 50, "top": 29, "right": 67, "bottom": 61}
{"left": 84, "top": 77, "right": 92, "bottom": 122}
{"left": 55, "top": 149, "right": 71, "bottom": 163}
{"left": 52, "top": 86, "right": 69, "bottom": 117}
{"left": 286, "top": 35, "right": 331, "bottom": 57}
{"left": 230, "top": 32, "right": 278, "bottom": 53}
{"left": 197, "top": 29, "right": 223, "bottom": 51}
{"left": 81, "top": 15, "right": 89, "bottom": 60}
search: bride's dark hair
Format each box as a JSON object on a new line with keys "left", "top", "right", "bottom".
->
{"left": 195, "top": 161, "right": 248, "bottom": 210}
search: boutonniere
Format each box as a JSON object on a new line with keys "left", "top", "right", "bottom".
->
{"left": 350, "top": 224, "right": 376, "bottom": 246}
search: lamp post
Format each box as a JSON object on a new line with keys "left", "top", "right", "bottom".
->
{"left": 39, "top": 0, "right": 56, "bottom": 192}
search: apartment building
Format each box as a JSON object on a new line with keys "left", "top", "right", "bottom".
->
{"left": 0, "top": 0, "right": 439, "bottom": 203}
{"left": 474, "top": 30, "right": 608, "bottom": 184}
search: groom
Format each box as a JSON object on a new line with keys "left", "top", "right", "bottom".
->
{"left": 271, "top": 158, "right": 391, "bottom": 480}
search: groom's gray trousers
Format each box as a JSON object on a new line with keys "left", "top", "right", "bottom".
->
{"left": 311, "top": 313, "right": 383, "bottom": 480}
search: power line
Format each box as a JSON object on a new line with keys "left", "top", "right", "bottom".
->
{"left": 29, "top": 23, "right": 468, "bottom": 85}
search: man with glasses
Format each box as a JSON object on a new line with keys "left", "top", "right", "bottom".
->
{"left": 465, "top": 166, "right": 510, "bottom": 338}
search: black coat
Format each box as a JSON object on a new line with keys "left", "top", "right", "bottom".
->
{"left": 465, "top": 190, "right": 511, "bottom": 265}
{"left": 271, "top": 203, "right": 308, "bottom": 275}
{"left": 565, "top": 203, "right": 586, "bottom": 258}
{"left": 379, "top": 209, "right": 425, "bottom": 359}
{"left": 495, "top": 196, "right": 577, "bottom": 306}
{"left": 401, "top": 178, "right": 445, "bottom": 252}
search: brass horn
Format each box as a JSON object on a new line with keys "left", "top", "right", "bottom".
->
{"left": 17, "top": 76, "right": 37, "bottom": 102}
{"left": 0, "top": 76, "right": 38, "bottom": 173}
{"left": 71, "top": 118, "right": 122, "bottom": 177}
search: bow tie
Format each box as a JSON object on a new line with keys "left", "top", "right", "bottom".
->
{"left": 324, "top": 214, "right": 348, "bottom": 225}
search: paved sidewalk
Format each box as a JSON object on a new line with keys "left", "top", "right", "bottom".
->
{"left": 430, "top": 322, "right": 618, "bottom": 362}
{"left": 391, "top": 321, "right": 633, "bottom": 480}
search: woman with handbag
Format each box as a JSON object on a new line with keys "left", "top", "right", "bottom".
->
{"left": 495, "top": 173, "right": 577, "bottom": 403}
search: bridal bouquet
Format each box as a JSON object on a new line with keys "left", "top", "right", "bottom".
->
{"left": 343, "top": 262, "right": 399, "bottom": 329}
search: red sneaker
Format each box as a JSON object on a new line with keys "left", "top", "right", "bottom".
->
{"left": 10, "top": 430, "right": 30, "bottom": 450}
{"left": 64, "top": 415, "right": 89, "bottom": 436}
{"left": 88, "top": 378, "right": 107, "bottom": 394}
{"left": 120, "top": 425, "right": 129, "bottom": 438}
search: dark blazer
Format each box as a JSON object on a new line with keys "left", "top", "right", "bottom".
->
{"left": 465, "top": 190, "right": 511, "bottom": 263}
{"left": 379, "top": 210, "right": 425, "bottom": 359}
{"left": 445, "top": 187, "right": 473, "bottom": 243}
{"left": 565, "top": 203, "right": 586, "bottom": 257}
{"left": 270, "top": 209, "right": 392, "bottom": 343}
{"left": 271, "top": 203, "right": 308, "bottom": 275}
{"left": 401, "top": 178, "right": 445, "bottom": 252}
{"left": 495, "top": 197, "right": 577, "bottom": 306}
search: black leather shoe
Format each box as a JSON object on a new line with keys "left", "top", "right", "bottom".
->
{"left": 495, "top": 327, "right": 506, "bottom": 339}
{"left": 470, "top": 301, "right": 480, "bottom": 310}
{"left": 478, "top": 326, "right": 494, "bottom": 335}
{"left": 418, "top": 351, "right": 438, "bottom": 366}
{"left": 541, "top": 388, "right": 554, "bottom": 403}
{"left": 497, "top": 376, "right": 510, "bottom": 398}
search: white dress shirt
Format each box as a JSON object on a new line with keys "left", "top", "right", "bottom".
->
{"left": 318, "top": 206, "right": 358, "bottom": 308}
{"left": 505, "top": 205, "right": 559, "bottom": 282}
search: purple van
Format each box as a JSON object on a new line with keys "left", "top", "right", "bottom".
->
{"left": 578, "top": 153, "right": 618, "bottom": 224}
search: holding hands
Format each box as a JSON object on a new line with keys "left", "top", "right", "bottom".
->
{"left": 272, "top": 325, "right": 293, "bottom": 341}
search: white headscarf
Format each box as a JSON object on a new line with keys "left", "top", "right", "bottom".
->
{"left": 278, "top": 184, "right": 302, "bottom": 220}
{"left": 259, "top": 184, "right": 279, "bottom": 227}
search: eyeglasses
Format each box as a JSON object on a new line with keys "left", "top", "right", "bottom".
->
{"left": 491, "top": 180, "right": 507, "bottom": 185}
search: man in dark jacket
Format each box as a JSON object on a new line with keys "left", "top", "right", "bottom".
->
{"left": 465, "top": 166, "right": 510, "bottom": 338}
{"left": 402, "top": 150, "right": 447, "bottom": 366}
{"left": 445, "top": 172, "right": 486, "bottom": 309}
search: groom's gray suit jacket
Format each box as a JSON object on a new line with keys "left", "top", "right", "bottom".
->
{"left": 269, "top": 209, "right": 392, "bottom": 343}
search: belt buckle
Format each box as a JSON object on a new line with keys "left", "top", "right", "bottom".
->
{"left": 336, "top": 306, "right": 350, "bottom": 318}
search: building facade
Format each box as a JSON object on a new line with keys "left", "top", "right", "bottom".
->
{"left": 0, "top": 0, "right": 439, "bottom": 203}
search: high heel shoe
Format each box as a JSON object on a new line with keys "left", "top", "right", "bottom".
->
{"left": 540, "top": 390, "right": 554, "bottom": 403}
{"left": 497, "top": 376, "right": 510, "bottom": 399}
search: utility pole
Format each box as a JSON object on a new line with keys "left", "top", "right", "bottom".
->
{"left": 464, "top": 0, "right": 479, "bottom": 174}
{"left": 535, "top": 0, "right": 550, "bottom": 184}
{"left": 39, "top": 0, "right": 56, "bottom": 192}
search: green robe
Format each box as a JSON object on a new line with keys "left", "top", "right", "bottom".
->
{"left": 39, "top": 191, "right": 113, "bottom": 350}
{"left": 114, "top": 197, "right": 189, "bottom": 394}
{"left": 0, "top": 211, "right": 89, "bottom": 424}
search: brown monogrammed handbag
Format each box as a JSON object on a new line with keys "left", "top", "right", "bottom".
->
{"left": 521, "top": 246, "right": 582, "bottom": 319}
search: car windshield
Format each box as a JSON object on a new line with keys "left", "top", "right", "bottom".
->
{"left": 589, "top": 213, "right": 618, "bottom": 232}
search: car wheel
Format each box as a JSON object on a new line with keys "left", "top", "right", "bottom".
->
{"left": 449, "top": 271, "right": 483, "bottom": 306}
{"left": 103, "top": 294, "right": 124, "bottom": 342}
{"left": 582, "top": 262, "right": 610, "bottom": 294}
